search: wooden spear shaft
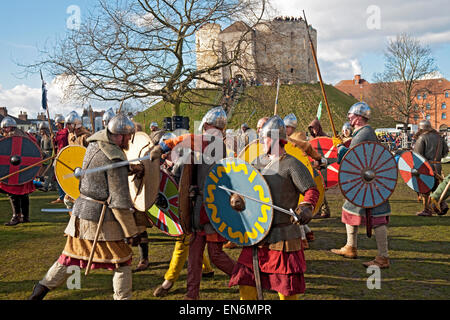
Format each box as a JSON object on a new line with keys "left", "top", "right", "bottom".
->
{"left": 303, "top": 10, "right": 338, "bottom": 138}
{"left": 0, "top": 155, "right": 57, "bottom": 182}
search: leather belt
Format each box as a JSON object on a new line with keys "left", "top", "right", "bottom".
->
{"left": 79, "top": 194, "right": 108, "bottom": 205}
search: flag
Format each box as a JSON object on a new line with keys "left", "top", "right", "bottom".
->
{"left": 40, "top": 71, "right": 48, "bottom": 110}
{"left": 316, "top": 101, "right": 323, "bottom": 120}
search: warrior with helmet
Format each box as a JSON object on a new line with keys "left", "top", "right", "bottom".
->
{"left": 150, "top": 106, "right": 236, "bottom": 300}
{"left": 49, "top": 115, "right": 69, "bottom": 203}
{"left": 66, "top": 111, "right": 91, "bottom": 147}
{"left": 413, "top": 120, "right": 449, "bottom": 217}
{"left": 29, "top": 113, "right": 145, "bottom": 300}
{"left": 0, "top": 117, "right": 37, "bottom": 226}
{"left": 102, "top": 108, "right": 116, "bottom": 128}
{"left": 332, "top": 102, "right": 391, "bottom": 269}
{"left": 341, "top": 122, "right": 353, "bottom": 144}
{"left": 228, "top": 115, "right": 319, "bottom": 300}
{"left": 149, "top": 121, "right": 165, "bottom": 146}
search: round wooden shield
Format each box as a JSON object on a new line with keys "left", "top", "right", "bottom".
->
{"left": 55, "top": 145, "right": 86, "bottom": 200}
{"left": 125, "top": 132, "right": 160, "bottom": 212}
{"left": 309, "top": 137, "right": 341, "bottom": 189}
{"left": 299, "top": 168, "right": 325, "bottom": 215}
{"left": 178, "top": 163, "right": 193, "bottom": 234}
{"left": 239, "top": 140, "right": 313, "bottom": 177}
{"left": 0, "top": 135, "right": 43, "bottom": 185}
{"left": 203, "top": 158, "right": 274, "bottom": 246}
{"left": 339, "top": 141, "right": 397, "bottom": 208}
{"left": 398, "top": 151, "right": 435, "bottom": 194}
{"left": 147, "top": 170, "right": 183, "bottom": 236}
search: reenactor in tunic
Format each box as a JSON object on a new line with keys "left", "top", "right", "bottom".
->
{"left": 229, "top": 116, "right": 319, "bottom": 300}
{"left": 413, "top": 120, "right": 449, "bottom": 216}
{"left": 29, "top": 113, "right": 143, "bottom": 300}
{"left": 332, "top": 102, "right": 391, "bottom": 269}
{"left": 66, "top": 111, "right": 91, "bottom": 147}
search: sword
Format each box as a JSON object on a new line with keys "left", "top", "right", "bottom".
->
{"left": 63, "top": 155, "right": 151, "bottom": 179}
{"left": 218, "top": 185, "right": 299, "bottom": 222}
{"left": 41, "top": 208, "right": 72, "bottom": 213}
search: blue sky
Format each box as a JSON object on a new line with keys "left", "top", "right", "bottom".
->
{"left": 0, "top": 0, "right": 449, "bottom": 118}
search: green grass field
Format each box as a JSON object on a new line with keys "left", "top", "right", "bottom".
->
{"left": 0, "top": 165, "right": 449, "bottom": 300}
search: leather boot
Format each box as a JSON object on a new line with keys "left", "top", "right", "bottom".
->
{"left": 416, "top": 209, "right": 433, "bottom": 217}
{"left": 330, "top": 245, "right": 357, "bottom": 259}
{"left": 4, "top": 215, "right": 21, "bottom": 226}
{"left": 28, "top": 283, "right": 50, "bottom": 300}
{"left": 363, "top": 256, "right": 390, "bottom": 269}
{"left": 133, "top": 259, "right": 150, "bottom": 273}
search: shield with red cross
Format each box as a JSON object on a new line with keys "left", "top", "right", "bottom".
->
{"left": 309, "top": 137, "right": 340, "bottom": 189}
{"left": 0, "top": 135, "right": 43, "bottom": 185}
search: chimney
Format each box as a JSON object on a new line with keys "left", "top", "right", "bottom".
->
{"left": 354, "top": 74, "right": 361, "bottom": 85}
{"left": 0, "top": 107, "right": 7, "bottom": 116}
{"left": 18, "top": 111, "right": 28, "bottom": 121}
{"left": 37, "top": 112, "right": 47, "bottom": 121}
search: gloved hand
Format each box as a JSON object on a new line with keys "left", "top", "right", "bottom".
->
{"left": 129, "top": 163, "right": 145, "bottom": 179}
{"left": 150, "top": 145, "right": 163, "bottom": 162}
{"left": 294, "top": 203, "right": 313, "bottom": 225}
{"left": 126, "top": 234, "right": 141, "bottom": 247}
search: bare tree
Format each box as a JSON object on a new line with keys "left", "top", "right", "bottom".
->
{"left": 370, "top": 33, "right": 437, "bottom": 126}
{"left": 23, "top": 0, "right": 266, "bottom": 116}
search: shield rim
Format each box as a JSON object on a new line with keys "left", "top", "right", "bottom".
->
{"left": 125, "top": 132, "right": 160, "bottom": 212}
{"left": 203, "top": 157, "right": 274, "bottom": 247}
{"left": 398, "top": 150, "right": 434, "bottom": 193}
{"left": 54, "top": 145, "right": 86, "bottom": 200}
{"left": 0, "top": 135, "right": 43, "bottom": 186}
{"left": 338, "top": 141, "right": 398, "bottom": 209}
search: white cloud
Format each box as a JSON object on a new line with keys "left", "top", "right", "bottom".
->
{"left": 270, "top": 0, "right": 450, "bottom": 84}
{"left": 0, "top": 76, "right": 85, "bottom": 119}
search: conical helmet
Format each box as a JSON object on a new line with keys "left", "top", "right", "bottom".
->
{"left": 199, "top": 106, "right": 227, "bottom": 131}
{"left": 283, "top": 113, "right": 298, "bottom": 128}
{"left": 348, "top": 102, "right": 371, "bottom": 119}
{"left": 260, "top": 115, "right": 287, "bottom": 141}
{"left": 1, "top": 116, "right": 17, "bottom": 128}
{"left": 107, "top": 113, "right": 136, "bottom": 135}
{"left": 102, "top": 108, "right": 116, "bottom": 126}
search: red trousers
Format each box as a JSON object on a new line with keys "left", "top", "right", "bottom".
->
{"left": 186, "top": 231, "right": 235, "bottom": 299}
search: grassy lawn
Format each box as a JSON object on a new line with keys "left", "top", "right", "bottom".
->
{"left": 0, "top": 165, "right": 449, "bottom": 300}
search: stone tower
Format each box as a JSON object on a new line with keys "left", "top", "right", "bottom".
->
{"left": 195, "top": 17, "right": 318, "bottom": 88}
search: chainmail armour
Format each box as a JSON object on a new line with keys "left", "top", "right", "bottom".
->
{"left": 72, "top": 130, "right": 133, "bottom": 223}
{"left": 414, "top": 131, "right": 448, "bottom": 176}
{"left": 253, "top": 153, "right": 316, "bottom": 244}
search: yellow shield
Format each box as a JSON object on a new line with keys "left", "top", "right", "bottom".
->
{"left": 55, "top": 145, "right": 86, "bottom": 200}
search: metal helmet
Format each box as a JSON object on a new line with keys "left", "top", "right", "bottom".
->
{"left": 65, "top": 111, "right": 83, "bottom": 128}
{"left": 38, "top": 121, "right": 50, "bottom": 131}
{"left": 283, "top": 113, "right": 298, "bottom": 128}
{"left": 348, "top": 102, "right": 371, "bottom": 119}
{"left": 199, "top": 106, "right": 227, "bottom": 131}
{"left": 342, "top": 122, "right": 352, "bottom": 132}
{"left": 159, "top": 132, "right": 177, "bottom": 144}
{"left": 418, "top": 120, "right": 432, "bottom": 131}
{"left": 260, "top": 115, "right": 287, "bottom": 141}
{"left": 107, "top": 113, "right": 136, "bottom": 135}
{"left": 150, "top": 122, "right": 159, "bottom": 128}
{"left": 55, "top": 115, "right": 65, "bottom": 124}
{"left": 1, "top": 116, "right": 17, "bottom": 128}
{"left": 102, "top": 108, "right": 116, "bottom": 126}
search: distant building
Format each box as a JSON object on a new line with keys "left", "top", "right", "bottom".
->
{"left": 335, "top": 75, "right": 450, "bottom": 132}
{"left": 195, "top": 17, "right": 318, "bottom": 88}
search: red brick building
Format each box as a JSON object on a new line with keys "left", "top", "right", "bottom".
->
{"left": 335, "top": 75, "right": 450, "bottom": 131}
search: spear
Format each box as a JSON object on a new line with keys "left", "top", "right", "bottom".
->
{"left": 302, "top": 11, "right": 338, "bottom": 138}
{"left": 40, "top": 70, "right": 56, "bottom": 155}
{"left": 274, "top": 77, "right": 281, "bottom": 116}
{"left": 0, "top": 155, "right": 57, "bottom": 182}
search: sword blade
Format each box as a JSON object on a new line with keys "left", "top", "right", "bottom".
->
{"left": 41, "top": 208, "right": 72, "bottom": 213}
{"left": 63, "top": 155, "right": 151, "bottom": 179}
{"left": 218, "top": 185, "right": 298, "bottom": 221}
